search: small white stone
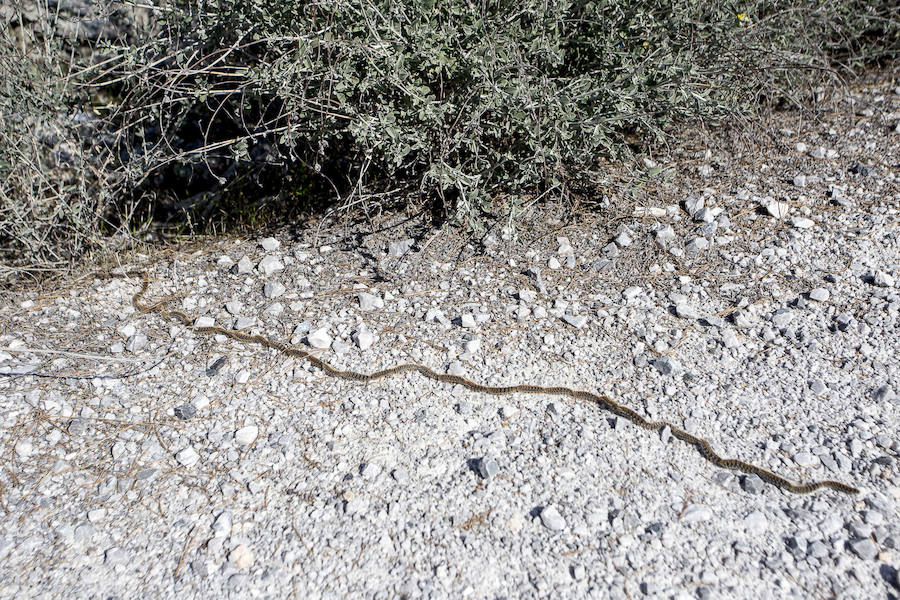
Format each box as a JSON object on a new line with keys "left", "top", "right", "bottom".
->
{"left": 809, "top": 287, "right": 830, "bottom": 302}
{"left": 257, "top": 256, "right": 284, "bottom": 276}
{"left": 234, "top": 370, "right": 250, "bottom": 384}
{"left": 540, "top": 505, "right": 567, "bottom": 531}
{"left": 176, "top": 446, "right": 200, "bottom": 467}
{"left": 744, "top": 510, "right": 767, "bottom": 534}
{"left": 225, "top": 301, "right": 243, "bottom": 315}
{"left": 873, "top": 271, "right": 895, "bottom": 288}
{"left": 235, "top": 426, "right": 258, "bottom": 446}
{"left": 125, "top": 334, "right": 147, "bottom": 353}
{"left": 353, "top": 326, "right": 374, "bottom": 351}
{"left": 562, "top": 314, "right": 587, "bottom": 329}
{"left": 460, "top": 314, "right": 477, "bottom": 329}
{"left": 465, "top": 338, "right": 481, "bottom": 354}
{"left": 655, "top": 225, "right": 676, "bottom": 245}
{"left": 307, "top": 327, "right": 332, "bottom": 349}
{"left": 685, "top": 237, "right": 709, "bottom": 253}
{"left": 681, "top": 504, "right": 712, "bottom": 523}
{"left": 795, "top": 142, "right": 808, "bottom": 153}
{"left": 556, "top": 237, "right": 574, "bottom": 255}
{"left": 791, "top": 216, "right": 814, "bottom": 229}
{"left": 195, "top": 316, "right": 215, "bottom": 328}
{"left": 615, "top": 231, "right": 632, "bottom": 247}
{"left": 259, "top": 237, "right": 280, "bottom": 251}
{"left": 14, "top": 438, "right": 33, "bottom": 458}
{"left": 234, "top": 256, "right": 253, "bottom": 274}
{"left": 765, "top": 200, "right": 791, "bottom": 219}
{"left": 675, "top": 303, "right": 698, "bottom": 319}
{"left": 117, "top": 324, "right": 136, "bottom": 338}
{"left": 228, "top": 544, "right": 254, "bottom": 570}
{"left": 500, "top": 405, "right": 519, "bottom": 419}
{"left": 622, "top": 287, "right": 643, "bottom": 301}
{"left": 216, "top": 255, "right": 234, "bottom": 267}
{"left": 792, "top": 174, "right": 806, "bottom": 187}
{"left": 264, "top": 281, "right": 286, "bottom": 299}
{"left": 548, "top": 256, "right": 561, "bottom": 269}
{"left": 358, "top": 292, "right": 384, "bottom": 311}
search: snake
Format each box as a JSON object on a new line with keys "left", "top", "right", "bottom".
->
{"left": 131, "top": 271, "right": 859, "bottom": 496}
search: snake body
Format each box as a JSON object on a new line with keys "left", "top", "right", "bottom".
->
{"left": 133, "top": 273, "right": 859, "bottom": 496}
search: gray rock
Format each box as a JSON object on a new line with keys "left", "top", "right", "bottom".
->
{"left": 741, "top": 475, "right": 765, "bottom": 494}
{"left": 174, "top": 404, "right": 197, "bottom": 420}
{"left": 615, "top": 231, "right": 632, "bottom": 247}
{"left": 234, "top": 317, "right": 255, "bottom": 330}
{"left": 675, "top": 303, "right": 698, "bottom": 319}
{"left": 743, "top": 510, "right": 767, "bottom": 534}
{"left": 358, "top": 292, "right": 383, "bottom": 311}
{"left": 685, "top": 237, "right": 709, "bottom": 253}
{"left": 794, "top": 452, "right": 819, "bottom": 467}
{"left": 848, "top": 538, "right": 878, "bottom": 560}
{"left": 652, "top": 357, "right": 681, "bottom": 376}
{"left": 872, "top": 385, "right": 895, "bottom": 401}
{"left": 518, "top": 289, "right": 537, "bottom": 303}
{"left": 872, "top": 270, "right": 895, "bottom": 288}
{"left": 476, "top": 456, "right": 500, "bottom": 479}
{"left": 809, "top": 379, "right": 827, "bottom": 395}
{"left": 771, "top": 308, "right": 794, "bottom": 329}
{"left": 264, "top": 281, "right": 285, "bottom": 299}
{"left": 655, "top": 225, "right": 676, "bottom": 245}
{"left": 353, "top": 325, "right": 374, "bottom": 351}
{"left": 791, "top": 216, "right": 814, "bottom": 229}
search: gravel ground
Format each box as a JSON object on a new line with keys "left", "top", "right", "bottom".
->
{"left": 1, "top": 79, "right": 899, "bottom": 599}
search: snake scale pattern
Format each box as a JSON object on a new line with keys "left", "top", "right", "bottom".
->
{"left": 133, "top": 272, "right": 859, "bottom": 495}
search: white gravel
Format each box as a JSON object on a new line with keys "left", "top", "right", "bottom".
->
{"left": 1, "top": 80, "right": 899, "bottom": 599}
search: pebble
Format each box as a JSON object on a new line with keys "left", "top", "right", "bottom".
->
{"left": 104, "top": 547, "right": 128, "bottom": 565}
{"left": 358, "top": 292, "right": 383, "bottom": 311}
{"left": 548, "top": 256, "right": 561, "bottom": 269}
{"left": 353, "top": 325, "right": 374, "bottom": 351}
{"left": 655, "top": 225, "right": 676, "bottom": 245}
{"left": 615, "top": 231, "right": 632, "bottom": 247}
{"left": 392, "top": 467, "right": 409, "bottom": 483}
{"left": 234, "top": 256, "right": 253, "bottom": 274}
{"left": 562, "top": 314, "right": 587, "bottom": 329}
{"left": 741, "top": 475, "right": 765, "bottom": 494}
{"left": 652, "top": 357, "right": 681, "bottom": 376}
{"left": 125, "top": 334, "right": 147, "bottom": 353}
{"left": 623, "top": 287, "right": 643, "bottom": 301}
{"left": 744, "top": 510, "right": 767, "bottom": 534}
{"left": 792, "top": 174, "right": 806, "bottom": 187}
{"left": 500, "top": 405, "right": 519, "bottom": 419}
{"left": 361, "top": 462, "right": 381, "bottom": 480}
{"left": 872, "top": 385, "right": 895, "bottom": 401}
{"left": 848, "top": 538, "right": 878, "bottom": 560}
{"left": 791, "top": 216, "right": 814, "bottom": 229}
{"left": 229, "top": 544, "right": 254, "bottom": 569}
{"left": 675, "top": 303, "right": 698, "bottom": 319}
{"left": 176, "top": 446, "right": 200, "bottom": 467}
{"left": 685, "top": 237, "right": 709, "bottom": 253}
{"left": 793, "top": 451, "right": 819, "bottom": 467}
{"left": 388, "top": 239, "right": 414, "bottom": 257}
{"left": 771, "top": 308, "right": 794, "bottom": 329}
{"left": 195, "top": 316, "right": 215, "bottom": 328}
{"left": 681, "top": 504, "right": 712, "bottom": 523}
{"left": 263, "top": 281, "right": 285, "bottom": 299}
{"left": 174, "top": 404, "right": 197, "bottom": 420}
{"left": 809, "top": 287, "right": 830, "bottom": 302}
{"left": 14, "top": 439, "right": 33, "bottom": 458}
{"left": 540, "top": 505, "right": 567, "bottom": 531}
{"left": 872, "top": 270, "right": 895, "bottom": 288}
{"left": 460, "top": 314, "right": 477, "bottom": 329}
{"left": 257, "top": 256, "right": 284, "bottom": 276}
{"left": 518, "top": 289, "right": 537, "bottom": 303}
{"left": 477, "top": 456, "right": 500, "bottom": 479}
{"left": 235, "top": 426, "right": 258, "bottom": 446}
{"left": 464, "top": 338, "right": 481, "bottom": 354}
{"left": 307, "top": 328, "right": 333, "bottom": 349}
{"left": 259, "top": 237, "right": 280, "bottom": 251}
{"left": 234, "top": 317, "right": 255, "bottom": 330}
{"left": 764, "top": 200, "right": 791, "bottom": 218}
{"left": 556, "top": 236, "right": 574, "bottom": 255}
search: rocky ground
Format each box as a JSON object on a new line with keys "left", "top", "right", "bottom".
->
{"left": 1, "top": 78, "right": 899, "bottom": 599}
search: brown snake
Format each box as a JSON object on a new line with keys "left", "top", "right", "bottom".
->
{"left": 132, "top": 272, "right": 859, "bottom": 496}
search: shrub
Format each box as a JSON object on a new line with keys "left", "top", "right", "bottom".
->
{"left": 104, "top": 0, "right": 898, "bottom": 231}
